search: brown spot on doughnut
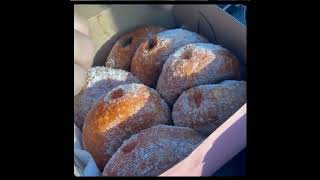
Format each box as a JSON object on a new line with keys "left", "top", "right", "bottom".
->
{"left": 181, "top": 49, "right": 193, "bottom": 60}
{"left": 193, "top": 90, "right": 203, "bottom": 108}
{"left": 148, "top": 37, "right": 157, "bottom": 50}
{"left": 111, "top": 89, "right": 124, "bottom": 99}
{"left": 122, "top": 141, "right": 138, "bottom": 154}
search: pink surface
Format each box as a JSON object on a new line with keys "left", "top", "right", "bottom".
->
{"left": 160, "top": 103, "right": 247, "bottom": 176}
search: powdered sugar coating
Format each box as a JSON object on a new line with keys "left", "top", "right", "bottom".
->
{"left": 130, "top": 28, "right": 208, "bottom": 87}
{"left": 74, "top": 66, "right": 140, "bottom": 129}
{"left": 82, "top": 83, "right": 171, "bottom": 170}
{"left": 157, "top": 29, "right": 208, "bottom": 51}
{"left": 156, "top": 43, "right": 241, "bottom": 106}
{"left": 172, "top": 80, "right": 246, "bottom": 136}
{"left": 102, "top": 124, "right": 204, "bottom": 176}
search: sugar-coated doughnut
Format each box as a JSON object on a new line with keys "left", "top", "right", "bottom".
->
{"left": 82, "top": 83, "right": 171, "bottom": 170}
{"left": 74, "top": 67, "right": 140, "bottom": 129}
{"left": 172, "top": 80, "right": 246, "bottom": 136}
{"left": 157, "top": 43, "right": 241, "bottom": 106}
{"left": 102, "top": 124, "right": 204, "bottom": 176}
{"left": 130, "top": 28, "right": 208, "bottom": 87}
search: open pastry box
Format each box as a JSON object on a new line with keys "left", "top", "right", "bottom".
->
{"left": 74, "top": 4, "right": 246, "bottom": 176}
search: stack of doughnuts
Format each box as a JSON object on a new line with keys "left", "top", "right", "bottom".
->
{"left": 130, "top": 28, "right": 208, "bottom": 87}
{"left": 74, "top": 25, "right": 246, "bottom": 176}
{"left": 106, "top": 26, "right": 166, "bottom": 71}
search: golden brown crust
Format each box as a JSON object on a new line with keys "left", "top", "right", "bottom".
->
{"left": 102, "top": 125, "right": 204, "bottom": 176}
{"left": 106, "top": 26, "right": 165, "bottom": 71}
{"left": 130, "top": 28, "right": 208, "bottom": 87}
{"left": 172, "top": 80, "right": 246, "bottom": 136}
{"left": 82, "top": 83, "right": 171, "bottom": 170}
{"left": 74, "top": 67, "right": 140, "bottom": 129}
{"left": 156, "top": 43, "right": 241, "bottom": 106}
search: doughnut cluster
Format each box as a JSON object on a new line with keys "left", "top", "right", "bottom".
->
{"left": 74, "top": 26, "right": 246, "bottom": 176}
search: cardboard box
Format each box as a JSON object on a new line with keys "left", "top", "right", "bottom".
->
{"left": 74, "top": 4, "right": 246, "bottom": 176}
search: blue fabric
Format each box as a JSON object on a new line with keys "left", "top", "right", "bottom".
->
{"left": 220, "top": 4, "right": 247, "bottom": 26}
